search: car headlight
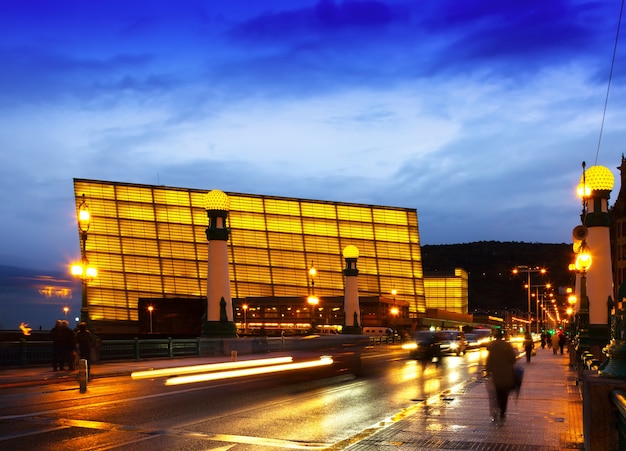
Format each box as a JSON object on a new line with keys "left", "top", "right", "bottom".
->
{"left": 450, "top": 342, "right": 458, "bottom": 349}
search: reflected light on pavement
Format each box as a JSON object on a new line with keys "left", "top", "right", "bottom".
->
{"left": 131, "top": 356, "right": 294, "bottom": 380}
{"left": 165, "top": 356, "right": 334, "bottom": 386}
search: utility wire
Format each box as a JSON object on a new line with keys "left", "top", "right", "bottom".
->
{"left": 595, "top": 0, "right": 624, "bottom": 165}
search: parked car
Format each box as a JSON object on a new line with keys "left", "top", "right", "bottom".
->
{"left": 404, "top": 331, "right": 442, "bottom": 361}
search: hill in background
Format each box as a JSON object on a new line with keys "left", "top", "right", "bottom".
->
{"left": 421, "top": 241, "right": 575, "bottom": 316}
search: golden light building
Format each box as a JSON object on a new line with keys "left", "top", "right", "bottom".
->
{"left": 423, "top": 268, "right": 469, "bottom": 314}
{"left": 72, "top": 178, "right": 426, "bottom": 333}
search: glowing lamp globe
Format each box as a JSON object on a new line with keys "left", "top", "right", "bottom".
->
{"left": 342, "top": 245, "right": 359, "bottom": 259}
{"left": 205, "top": 190, "right": 230, "bottom": 211}
{"left": 578, "top": 165, "right": 614, "bottom": 198}
{"left": 575, "top": 245, "right": 592, "bottom": 272}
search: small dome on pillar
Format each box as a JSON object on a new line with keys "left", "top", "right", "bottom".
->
{"left": 205, "top": 190, "right": 230, "bottom": 211}
{"left": 580, "top": 165, "right": 614, "bottom": 192}
{"left": 343, "top": 245, "right": 359, "bottom": 259}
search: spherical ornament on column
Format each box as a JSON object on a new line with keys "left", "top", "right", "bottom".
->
{"left": 205, "top": 190, "right": 230, "bottom": 211}
{"left": 579, "top": 165, "right": 615, "bottom": 194}
{"left": 343, "top": 245, "right": 359, "bottom": 259}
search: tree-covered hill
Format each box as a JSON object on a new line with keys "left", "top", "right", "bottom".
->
{"left": 421, "top": 241, "right": 576, "bottom": 316}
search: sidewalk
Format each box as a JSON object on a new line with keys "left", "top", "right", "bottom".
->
{"left": 0, "top": 346, "right": 584, "bottom": 450}
{"left": 345, "top": 346, "right": 584, "bottom": 450}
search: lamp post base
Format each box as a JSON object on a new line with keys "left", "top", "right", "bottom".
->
{"left": 201, "top": 320, "right": 237, "bottom": 338}
{"left": 342, "top": 325, "right": 362, "bottom": 334}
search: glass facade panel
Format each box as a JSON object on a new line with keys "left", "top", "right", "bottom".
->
{"left": 230, "top": 212, "right": 266, "bottom": 231}
{"left": 266, "top": 215, "right": 303, "bottom": 234}
{"left": 337, "top": 205, "right": 372, "bottom": 222}
{"left": 301, "top": 202, "right": 336, "bottom": 219}
{"left": 302, "top": 218, "right": 338, "bottom": 237}
{"left": 268, "top": 232, "right": 304, "bottom": 251}
{"left": 230, "top": 229, "right": 269, "bottom": 249}
{"left": 154, "top": 189, "right": 190, "bottom": 206}
{"left": 373, "top": 208, "right": 408, "bottom": 225}
{"left": 116, "top": 185, "right": 154, "bottom": 203}
{"left": 338, "top": 221, "right": 374, "bottom": 240}
{"left": 117, "top": 202, "right": 155, "bottom": 221}
{"left": 155, "top": 205, "right": 193, "bottom": 225}
{"left": 230, "top": 195, "right": 265, "bottom": 213}
{"left": 264, "top": 198, "right": 301, "bottom": 216}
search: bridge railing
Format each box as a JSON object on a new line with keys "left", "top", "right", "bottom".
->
{"left": 0, "top": 334, "right": 398, "bottom": 367}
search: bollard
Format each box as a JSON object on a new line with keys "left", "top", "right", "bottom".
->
{"left": 231, "top": 350, "right": 237, "bottom": 361}
{"left": 78, "top": 358, "right": 88, "bottom": 393}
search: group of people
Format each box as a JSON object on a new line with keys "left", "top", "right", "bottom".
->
{"left": 51, "top": 320, "right": 93, "bottom": 372}
{"left": 539, "top": 330, "right": 567, "bottom": 355}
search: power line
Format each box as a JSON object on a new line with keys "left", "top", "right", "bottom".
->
{"left": 595, "top": 0, "right": 624, "bottom": 165}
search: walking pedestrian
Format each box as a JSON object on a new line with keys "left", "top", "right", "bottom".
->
{"left": 551, "top": 332, "right": 560, "bottom": 355}
{"left": 523, "top": 332, "right": 534, "bottom": 363}
{"left": 558, "top": 331, "right": 567, "bottom": 355}
{"left": 486, "top": 329, "right": 517, "bottom": 422}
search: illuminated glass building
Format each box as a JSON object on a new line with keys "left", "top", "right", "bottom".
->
{"left": 423, "top": 268, "right": 469, "bottom": 314}
{"left": 72, "top": 179, "right": 427, "bottom": 334}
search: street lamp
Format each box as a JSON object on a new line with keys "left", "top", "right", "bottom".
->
{"left": 574, "top": 241, "right": 592, "bottom": 352}
{"left": 307, "top": 262, "right": 319, "bottom": 332}
{"left": 63, "top": 306, "right": 69, "bottom": 319}
{"left": 513, "top": 266, "right": 547, "bottom": 333}
{"left": 70, "top": 194, "right": 97, "bottom": 328}
{"left": 242, "top": 304, "right": 248, "bottom": 334}
{"left": 147, "top": 305, "right": 154, "bottom": 334}
{"left": 530, "top": 283, "right": 551, "bottom": 334}
{"left": 390, "top": 306, "right": 399, "bottom": 343}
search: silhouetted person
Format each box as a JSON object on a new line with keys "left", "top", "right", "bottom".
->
{"left": 50, "top": 320, "right": 63, "bottom": 371}
{"left": 523, "top": 332, "right": 534, "bottom": 363}
{"left": 486, "top": 329, "right": 517, "bottom": 422}
{"left": 75, "top": 322, "right": 93, "bottom": 374}
{"left": 55, "top": 320, "right": 75, "bottom": 370}
{"left": 558, "top": 332, "right": 567, "bottom": 355}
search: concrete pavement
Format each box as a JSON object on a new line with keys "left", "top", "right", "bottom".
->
{"left": 0, "top": 345, "right": 584, "bottom": 450}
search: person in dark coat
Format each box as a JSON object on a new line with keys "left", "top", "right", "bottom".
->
{"left": 58, "top": 320, "right": 76, "bottom": 370}
{"left": 523, "top": 332, "right": 534, "bottom": 363}
{"left": 75, "top": 322, "right": 93, "bottom": 374}
{"left": 50, "top": 320, "right": 63, "bottom": 371}
{"left": 558, "top": 332, "right": 567, "bottom": 355}
{"left": 486, "top": 329, "right": 517, "bottom": 421}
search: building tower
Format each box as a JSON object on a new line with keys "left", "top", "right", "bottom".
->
{"left": 611, "top": 154, "right": 626, "bottom": 297}
{"left": 342, "top": 245, "right": 362, "bottom": 334}
{"left": 580, "top": 165, "right": 615, "bottom": 353}
{"left": 202, "top": 190, "right": 237, "bottom": 338}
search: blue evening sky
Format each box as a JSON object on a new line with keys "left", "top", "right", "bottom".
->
{"left": 1, "top": 1, "right": 624, "bottom": 275}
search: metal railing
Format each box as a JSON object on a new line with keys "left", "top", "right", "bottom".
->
{"left": 0, "top": 335, "right": 397, "bottom": 368}
{"left": 612, "top": 390, "right": 626, "bottom": 451}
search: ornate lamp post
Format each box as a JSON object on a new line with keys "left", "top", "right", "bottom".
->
{"left": 242, "top": 304, "right": 248, "bottom": 334}
{"left": 574, "top": 241, "right": 592, "bottom": 352}
{"left": 342, "top": 245, "right": 362, "bottom": 334}
{"left": 307, "top": 262, "right": 319, "bottom": 332}
{"left": 148, "top": 305, "right": 154, "bottom": 334}
{"left": 70, "top": 194, "right": 98, "bottom": 329}
{"left": 202, "top": 190, "right": 237, "bottom": 338}
{"left": 576, "top": 162, "right": 614, "bottom": 354}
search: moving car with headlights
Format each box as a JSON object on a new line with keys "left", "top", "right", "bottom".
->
{"left": 436, "top": 330, "right": 468, "bottom": 355}
{"left": 403, "top": 331, "right": 442, "bottom": 361}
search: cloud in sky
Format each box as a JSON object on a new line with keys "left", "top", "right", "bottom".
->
{"left": 0, "top": 0, "right": 625, "bottom": 276}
